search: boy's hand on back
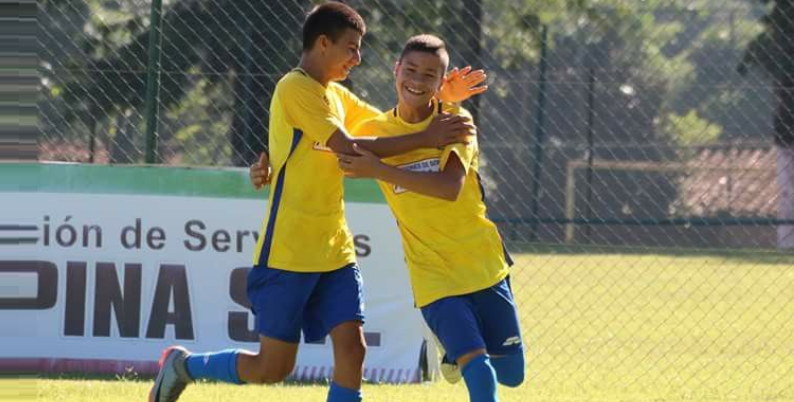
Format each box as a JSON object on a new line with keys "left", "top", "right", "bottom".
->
{"left": 437, "top": 66, "right": 488, "bottom": 103}
{"left": 337, "top": 144, "right": 384, "bottom": 179}
{"left": 423, "top": 113, "right": 476, "bottom": 148}
{"left": 249, "top": 152, "right": 272, "bottom": 190}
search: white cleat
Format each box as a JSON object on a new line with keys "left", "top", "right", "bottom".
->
{"left": 432, "top": 335, "right": 461, "bottom": 384}
{"left": 149, "top": 346, "right": 193, "bottom": 402}
{"left": 440, "top": 354, "right": 462, "bottom": 384}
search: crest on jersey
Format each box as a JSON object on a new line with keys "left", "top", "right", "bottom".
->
{"left": 393, "top": 158, "right": 440, "bottom": 194}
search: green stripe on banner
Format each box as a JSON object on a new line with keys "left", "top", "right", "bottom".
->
{"left": 0, "top": 163, "right": 386, "bottom": 204}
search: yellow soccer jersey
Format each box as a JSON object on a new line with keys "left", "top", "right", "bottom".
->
{"left": 253, "top": 69, "right": 380, "bottom": 272}
{"left": 353, "top": 99, "right": 512, "bottom": 307}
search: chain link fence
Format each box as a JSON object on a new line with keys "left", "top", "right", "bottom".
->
{"left": 38, "top": 0, "right": 794, "bottom": 400}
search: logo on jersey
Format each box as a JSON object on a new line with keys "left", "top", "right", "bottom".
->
{"left": 312, "top": 141, "right": 333, "bottom": 153}
{"left": 393, "top": 158, "right": 440, "bottom": 194}
{"left": 502, "top": 336, "right": 522, "bottom": 347}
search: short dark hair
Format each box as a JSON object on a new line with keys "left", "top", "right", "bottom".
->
{"left": 303, "top": 2, "right": 366, "bottom": 51}
{"left": 399, "top": 34, "right": 450, "bottom": 72}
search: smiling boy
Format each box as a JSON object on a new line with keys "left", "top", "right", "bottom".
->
{"left": 338, "top": 35, "right": 526, "bottom": 402}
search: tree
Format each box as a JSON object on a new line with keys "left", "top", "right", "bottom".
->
{"left": 739, "top": 0, "right": 794, "bottom": 248}
{"left": 58, "top": 0, "right": 307, "bottom": 166}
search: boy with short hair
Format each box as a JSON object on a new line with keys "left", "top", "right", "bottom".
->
{"left": 149, "top": 3, "right": 485, "bottom": 402}
{"left": 337, "top": 34, "right": 526, "bottom": 402}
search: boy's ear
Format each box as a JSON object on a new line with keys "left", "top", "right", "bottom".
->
{"left": 318, "top": 34, "right": 330, "bottom": 52}
{"left": 393, "top": 61, "right": 400, "bottom": 76}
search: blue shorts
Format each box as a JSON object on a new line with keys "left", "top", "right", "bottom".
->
{"left": 421, "top": 278, "right": 524, "bottom": 362}
{"left": 246, "top": 263, "right": 365, "bottom": 343}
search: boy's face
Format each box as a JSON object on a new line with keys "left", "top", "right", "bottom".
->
{"left": 318, "top": 28, "right": 362, "bottom": 82}
{"left": 394, "top": 51, "right": 445, "bottom": 110}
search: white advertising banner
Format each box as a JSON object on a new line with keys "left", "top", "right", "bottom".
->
{"left": 0, "top": 164, "right": 426, "bottom": 383}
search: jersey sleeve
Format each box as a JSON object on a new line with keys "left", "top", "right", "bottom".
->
{"left": 338, "top": 85, "right": 382, "bottom": 131}
{"left": 279, "top": 78, "right": 343, "bottom": 145}
{"left": 350, "top": 119, "right": 376, "bottom": 138}
{"left": 440, "top": 140, "right": 477, "bottom": 174}
{"left": 351, "top": 114, "right": 394, "bottom": 138}
{"left": 440, "top": 107, "right": 477, "bottom": 173}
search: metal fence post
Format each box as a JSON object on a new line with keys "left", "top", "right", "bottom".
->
{"left": 529, "top": 24, "right": 549, "bottom": 241}
{"left": 584, "top": 61, "right": 597, "bottom": 240}
{"left": 144, "top": 0, "right": 164, "bottom": 164}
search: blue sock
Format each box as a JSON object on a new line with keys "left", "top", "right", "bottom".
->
{"left": 185, "top": 349, "right": 243, "bottom": 384}
{"left": 462, "top": 354, "right": 498, "bottom": 402}
{"left": 327, "top": 381, "right": 362, "bottom": 402}
{"left": 491, "top": 353, "right": 525, "bottom": 387}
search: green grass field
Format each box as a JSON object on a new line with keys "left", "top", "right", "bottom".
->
{"left": 7, "top": 245, "right": 794, "bottom": 401}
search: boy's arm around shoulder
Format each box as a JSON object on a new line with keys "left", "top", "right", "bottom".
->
{"left": 337, "top": 144, "right": 468, "bottom": 202}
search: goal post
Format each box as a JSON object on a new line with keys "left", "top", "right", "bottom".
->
{"left": 564, "top": 158, "right": 770, "bottom": 243}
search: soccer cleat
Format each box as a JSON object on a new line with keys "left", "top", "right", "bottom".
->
{"left": 432, "top": 335, "right": 461, "bottom": 384}
{"left": 439, "top": 353, "right": 462, "bottom": 384}
{"left": 149, "top": 346, "right": 193, "bottom": 402}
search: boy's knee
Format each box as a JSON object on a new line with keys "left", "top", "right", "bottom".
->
{"left": 331, "top": 323, "right": 368, "bottom": 365}
{"left": 338, "top": 337, "right": 367, "bottom": 364}
{"left": 491, "top": 353, "right": 525, "bottom": 387}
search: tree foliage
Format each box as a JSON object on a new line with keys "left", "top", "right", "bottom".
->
{"left": 43, "top": 0, "right": 774, "bottom": 165}
{"left": 739, "top": 0, "right": 794, "bottom": 147}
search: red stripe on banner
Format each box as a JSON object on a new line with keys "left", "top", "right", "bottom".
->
{"left": 0, "top": 358, "right": 159, "bottom": 375}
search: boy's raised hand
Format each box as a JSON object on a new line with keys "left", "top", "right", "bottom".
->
{"left": 249, "top": 152, "right": 271, "bottom": 190}
{"left": 437, "top": 66, "right": 488, "bottom": 103}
